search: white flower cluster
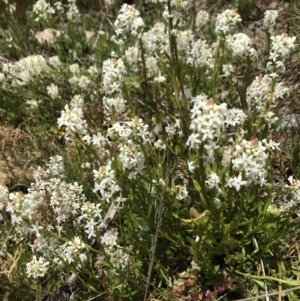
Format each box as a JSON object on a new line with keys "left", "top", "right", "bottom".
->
{"left": 124, "top": 46, "right": 140, "bottom": 71}
{"left": 68, "top": 64, "right": 93, "bottom": 91}
{"left": 2, "top": 0, "right": 16, "bottom": 13}
{"left": 91, "top": 132, "right": 108, "bottom": 159}
{"left": 101, "top": 228, "right": 119, "bottom": 247}
{"left": 0, "top": 154, "right": 110, "bottom": 277}
{"left": 32, "top": 0, "right": 55, "bottom": 21}
{"left": 287, "top": 176, "right": 300, "bottom": 203}
{"left": 93, "top": 161, "right": 121, "bottom": 202}
{"left": 269, "top": 34, "right": 296, "bottom": 62}
{"left": 195, "top": 10, "right": 210, "bottom": 28}
{"left": 70, "top": 63, "right": 80, "bottom": 74}
{"left": 88, "top": 65, "right": 99, "bottom": 77}
{"left": 154, "top": 139, "right": 166, "bottom": 150}
{"left": 102, "top": 58, "right": 127, "bottom": 95}
{"left": 225, "top": 108, "right": 247, "bottom": 127}
{"left": 57, "top": 95, "right": 88, "bottom": 139}
{"left": 185, "top": 39, "right": 216, "bottom": 68}
{"left": 101, "top": 229, "right": 129, "bottom": 270}
{"left": 142, "top": 22, "right": 169, "bottom": 55}
{"left": 215, "top": 9, "right": 242, "bottom": 35}
{"left": 66, "top": 0, "right": 80, "bottom": 22}
{"left": 32, "top": 0, "right": 80, "bottom": 22}
{"left": 226, "top": 33, "right": 253, "bottom": 57}
{"left": 48, "top": 55, "right": 62, "bottom": 68}
{"left": 222, "top": 64, "right": 234, "bottom": 77}
{"left": 108, "top": 117, "right": 149, "bottom": 144}
{"left": 179, "top": 33, "right": 214, "bottom": 68}
{"left": 246, "top": 74, "right": 288, "bottom": 111}
{"left": 126, "top": 117, "right": 149, "bottom": 142}
{"left": 171, "top": 184, "right": 188, "bottom": 200}
{"left": 231, "top": 138, "right": 279, "bottom": 185}
{"left": 103, "top": 118, "right": 149, "bottom": 178}
{"left": 6, "top": 191, "right": 25, "bottom": 225}
{"left": 103, "top": 95, "right": 127, "bottom": 116}
{"left": 114, "top": 4, "right": 144, "bottom": 39}
{"left": 206, "top": 172, "right": 221, "bottom": 192}
{"left": 187, "top": 95, "right": 227, "bottom": 150}
{"left": 59, "top": 236, "right": 86, "bottom": 264}
{"left": 45, "top": 155, "right": 64, "bottom": 176}
{"left": 124, "top": 22, "right": 168, "bottom": 82}
{"left": 26, "top": 256, "right": 50, "bottom": 278}
{"left": 145, "top": 56, "right": 166, "bottom": 82}
{"left": 177, "top": 30, "right": 194, "bottom": 52}
{"left": 145, "top": 56, "right": 159, "bottom": 77}
{"left": 0, "top": 185, "right": 9, "bottom": 211}
{"left": 79, "top": 201, "right": 102, "bottom": 237}
{"left": 162, "top": 0, "right": 189, "bottom": 21}
{"left": 2, "top": 55, "right": 49, "bottom": 86}
{"left": 165, "top": 119, "right": 182, "bottom": 138}
{"left": 279, "top": 176, "right": 300, "bottom": 211}
{"left": 109, "top": 248, "right": 129, "bottom": 270}
{"left": 263, "top": 10, "right": 278, "bottom": 33}
{"left": 47, "top": 83, "right": 60, "bottom": 99}
{"left": 118, "top": 143, "right": 145, "bottom": 176}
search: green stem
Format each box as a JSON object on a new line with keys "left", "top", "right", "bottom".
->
{"left": 166, "top": 0, "right": 189, "bottom": 134}
{"left": 211, "top": 37, "right": 223, "bottom": 100}
{"left": 236, "top": 270, "right": 300, "bottom": 285}
{"left": 139, "top": 38, "right": 151, "bottom": 101}
{"left": 198, "top": 145, "right": 208, "bottom": 203}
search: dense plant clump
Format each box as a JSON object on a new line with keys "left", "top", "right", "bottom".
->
{"left": 0, "top": 0, "right": 300, "bottom": 300}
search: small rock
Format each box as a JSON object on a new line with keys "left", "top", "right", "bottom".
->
{"left": 35, "top": 28, "right": 61, "bottom": 44}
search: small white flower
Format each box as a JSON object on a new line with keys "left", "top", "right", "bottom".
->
{"left": 222, "top": 64, "right": 234, "bottom": 77}
{"left": 154, "top": 139, "right": 166, "bottom": 150}
{"left": 187, "top": 161, "right": 196, "bottom": 173}
{"left": 110, "top": 248, "right": 129, "bottom": 269}
{"left": 154, "top": 73, "right": 166, "bottom": 83}
{"left": 186, "top": 133, "right": 201, "bottom": 149}
{"left": 173, "top": 185, "right": 188, "bottom": 200}
{"left": 226, "top": 174, "right": 247, "bottom": 192}
{"left": 206, "top": 172, "right": 220, "bottom": 190}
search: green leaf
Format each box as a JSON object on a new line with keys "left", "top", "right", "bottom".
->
{"left": 257, "top": 201, "right": 262, "bottom": 213}
{"left": 192, "top": 179, "right": 201, "bottom": 192}
{"left": 253, "top": 279, "right": 265, "bottom": 288}
{"left": 147, "top": 203, "right": 152, "bottom": 218}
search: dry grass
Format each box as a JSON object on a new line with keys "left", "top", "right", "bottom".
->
{"left": 0, "top": 126, "right": 58, "bottom": 186}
